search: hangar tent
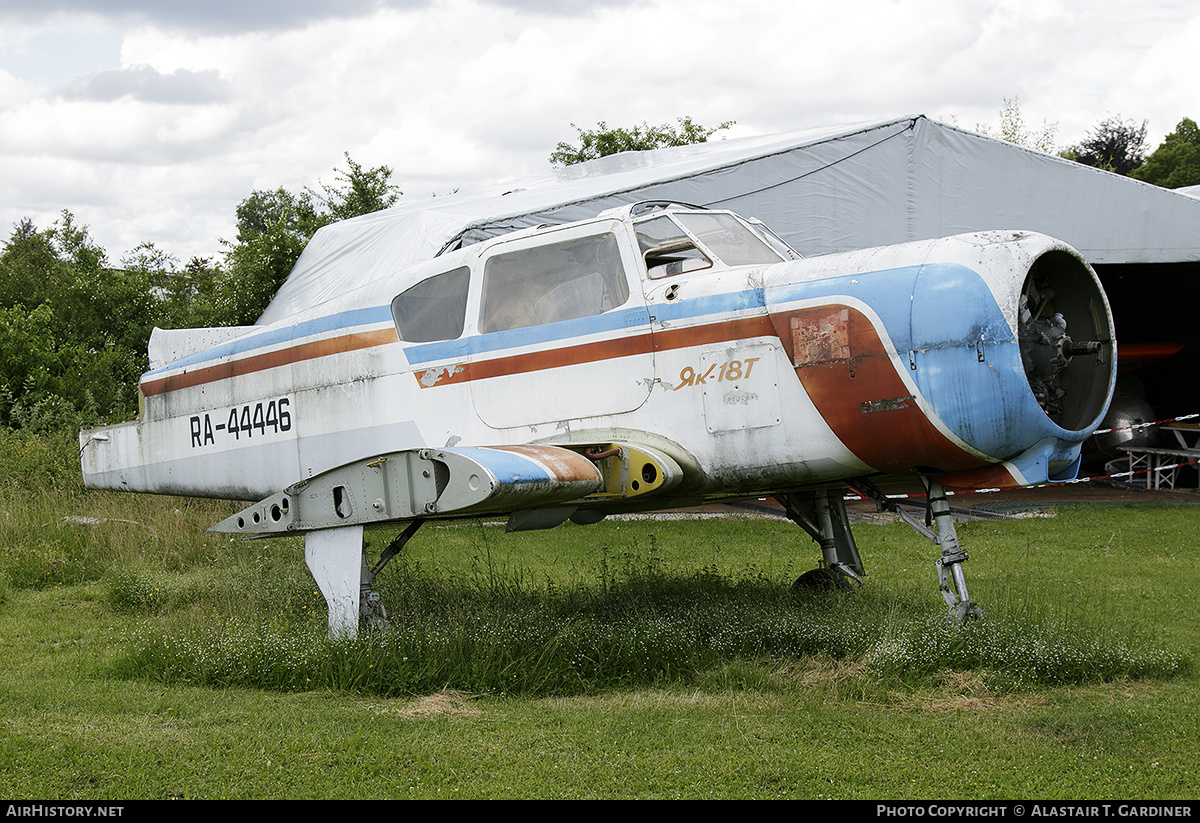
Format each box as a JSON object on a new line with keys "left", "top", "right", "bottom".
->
{"left": 260, "top": 114, "right": 1200, "bottom": 418}
{"left": 261, "top": 114, "right": 1200, "bottom": 323}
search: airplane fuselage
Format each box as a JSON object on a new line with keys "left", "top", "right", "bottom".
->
{"left": 79, "top": 202, "right": 1117, "bottom": 634}
{"left": 81, "top": 204, "right": 1115, "bottom": 521}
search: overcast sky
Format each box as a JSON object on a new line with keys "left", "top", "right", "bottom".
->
{"left": 0, "top": 0, "right": 1195, "bottom": 265}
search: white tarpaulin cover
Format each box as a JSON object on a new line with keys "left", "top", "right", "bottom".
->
{"left": 258, "top": 115, "right": 1200, "bottom": 325}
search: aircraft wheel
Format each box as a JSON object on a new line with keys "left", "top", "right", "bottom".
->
{"left": 791, "top": 567, "right": 853, "bottom": 592}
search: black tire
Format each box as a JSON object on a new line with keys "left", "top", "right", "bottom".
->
{"left": 791, "top": 567, "right": 853, "bottom": 592}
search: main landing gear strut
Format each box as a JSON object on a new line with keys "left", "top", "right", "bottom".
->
{"left": 776, "top": 488, "right": 865, "bottom": 591}
{"left": 779, "top": 478, "right": 985, "bottom": 623}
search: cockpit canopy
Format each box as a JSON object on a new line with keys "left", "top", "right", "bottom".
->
{"left": 392, "top": 203, "right": 798, "bottom": 344}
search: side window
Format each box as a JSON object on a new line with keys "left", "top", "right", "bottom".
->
{"left": 390, "top": 267, "right": 470, "bottom": 343}
{"left": 643, "top": 242, "right": 712, "bottom": 279}
{"left": 635, "top": 215, "right": 713, "bottom": 279}
{"left": 479, "top": 232, "right": 630, "bottom": 334}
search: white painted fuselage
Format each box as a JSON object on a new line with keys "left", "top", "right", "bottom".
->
{"left": 81, "top": 205, "right": 1115, "bottom": 521}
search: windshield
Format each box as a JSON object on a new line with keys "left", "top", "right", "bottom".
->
{"left": 633, "top": 210, "right": 784, "bottom": 278}
{"left": 674, "top": 212, "right": 785, "bottom": 266}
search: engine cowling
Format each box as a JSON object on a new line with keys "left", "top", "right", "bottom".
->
{"left": 764, "top": 231, "right": 1116, "bottom": 488}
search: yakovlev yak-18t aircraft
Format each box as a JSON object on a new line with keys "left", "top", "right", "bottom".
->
{"left": 80, "top": 202, "right": 1116, "bottom": 636}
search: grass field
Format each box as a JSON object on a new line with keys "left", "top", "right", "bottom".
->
{"left": 1, "top": 430, "right": 1198, "bottom": 799}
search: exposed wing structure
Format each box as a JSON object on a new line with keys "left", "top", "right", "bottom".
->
{"left": 210, "top": 442, "right": 683, "bottom": 536}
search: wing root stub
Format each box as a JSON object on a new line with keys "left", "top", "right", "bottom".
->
{"left": 209, "top": 442, "right": 679, "bottom": 536}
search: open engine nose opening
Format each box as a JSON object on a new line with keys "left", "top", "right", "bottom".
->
{"left": 1018, "top": 250, "right": 1115, "bottom": 432}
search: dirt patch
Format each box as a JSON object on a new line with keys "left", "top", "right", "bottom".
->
{"left": 784, "top": 654, "right": 871, "bottom": 686}
{"left": 391, "top": 690, "right": 482, "bottom": 719}
{"left": 894, "top": 670, "right": 1048, "bottom": 714}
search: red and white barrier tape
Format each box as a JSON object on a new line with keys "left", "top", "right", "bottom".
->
{"left": 842, "top": 412, "right": 1200, "bottom": 501}
{"left": 1092, "top": 412, "right": 1200, "bottom": 435}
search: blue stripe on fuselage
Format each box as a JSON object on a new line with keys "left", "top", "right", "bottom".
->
{"left": 403, "top": 287, "right": 769, "bottom": 366}
{"left": 764, "top": 262, "right": 1015, "bottom": 352}
{"left": 143, "top": 306, "right": 394, "bottom": 377}
{"left": 144, "top": 264, "right": 1016, "bottom": 416}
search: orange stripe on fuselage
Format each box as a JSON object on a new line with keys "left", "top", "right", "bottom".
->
{"left": 413, "top": 315, "right": 778, "bottom": 387}
{"left": 768, "top": 305, "right": 988, "bottom": 474}
{"left": 140, "top": 328, "right": 399, "bottom": 397}
{"left": 140, "top": 314, "right": 779, "bottom": 398}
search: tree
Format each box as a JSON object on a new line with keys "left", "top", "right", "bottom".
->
{"left": 1130, "top": 118, "right": 1200, "bottom": 189}
{"left": 1062, "top": 116, "right": 1148, "bottom": 175}
{"left": 0, "top": 218, "right": 60, "bottom": 312}
{"left": 0, "top": 154, "right": 405, "bottom": 430}
{"left": 220, "top": 153, "right": 402, "bottom": 324}
{"left": 312, "top": 152, "right": 402, "bottom": 221}
{"left": 220, "top": 187, "right": 329, "bottom": 325}
{"left": 119, "top": 244, "right": 224, "bottom": 330}
{"left": 0, "top": 213, "right": 155, "bottom": 429}
{"left": 974, "top": 97, "right": 1058, "bottom": 153}
{"left": 549, "top": 116, "right": 735, "bottom": 166}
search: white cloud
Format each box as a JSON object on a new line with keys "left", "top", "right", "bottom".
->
{"left": 0, "top": 0, "right": 1194, "bottom": 261}
{"left": 59, "top": 65, "right": 230, "bottom": 104}
{"left": 0, "top": 24, "right": 123, "bottom": 85}
{"left": 1104, "top": 12, "right": 1200, "bottom": 146}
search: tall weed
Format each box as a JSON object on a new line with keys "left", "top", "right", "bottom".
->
{"left": 0, "top": 429, "right": 241, "bottom": 589}
{"left": 111, "top": 551, "right": 1188, "bottom": 698}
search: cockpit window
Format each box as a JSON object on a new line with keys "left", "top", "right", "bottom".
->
{"left": 479, "top": 232, "right": 630, "bottom": 334}
{"left": 634, "top": 215, "right": 692, "bottom": 254}
{"left": 674, "top": 212, "right": 784, "bottom": 267}
{"left": 635, "top": 210, "right": 784, "bottom": 278}
{"left": 391, "top": 267, "right": 470, "bottom": 343}
{"left": 635, "top": 215, "right": 713, "bottom": 279}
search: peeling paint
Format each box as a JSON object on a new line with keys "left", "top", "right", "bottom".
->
{"left": 419, "top": 364, "right": 464, "bottom": 387}
{"left": 861, "top": 395, "right": 916, "bottom": 414}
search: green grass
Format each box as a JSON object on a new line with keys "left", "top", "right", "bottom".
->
{"left": 1, "top": 429, "right": 1199, "bottom": 798}
{"left": 103, "top": 529, "right": 1187, "bottom": 698}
